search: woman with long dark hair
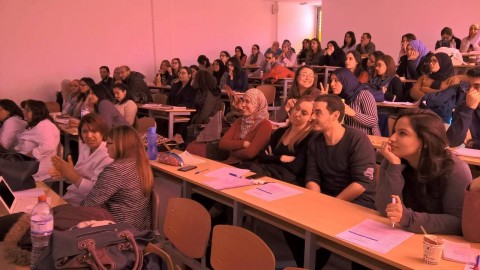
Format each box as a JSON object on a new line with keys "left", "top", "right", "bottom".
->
{"left": 234, "top": 46, "right": 247, "bottom": 66}
{"left": 212, "top": 59, "right": 226, "bottom": 87}
{"left": 341, "top": 31, "right": 356, "bottom": 54}
{"left": 88, "top": 84, "right": 130, "bottom": 129}
{"left": 297, "top": 38, "right": 310, "bottom": 64}
{"left": 219, "top": 57, "right": 248, "bottom": 92}
{"left": 376, "top": 109, "right": 471, "bottom": 234}
{"left": 113, "top": 83, "right": 137, "bottom": 125}
{"left": 305, "top": 38, "right": 323, "bottom": 65}
{"left": 345, "top": 50, "right": 369, "bottom": 83}
{"left": 320, "top": 40, "right": 346, "bottom": 67}
{"left": 0, "top": 99, "right": 26, "bottom": 149}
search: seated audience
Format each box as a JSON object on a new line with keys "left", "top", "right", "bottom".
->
{"left": 170, "top": 58, "right": 182, "bottom": 82}
{"left": 98, "top": 66, "right": 114, "bottom": 91}
{"left": 234, "top": 46, "right": 247, "bottom": 66}
{"left": 250, "top": 96, "right": 314, "bottom": 185}
{"left": 0, "top": 99, "right": 27, "bottom": 149}
{"left": 398, "top": 33, "right": 417, "bottom": 61}
{"left": 113, "top": 83, "right": 137, "bottom": 125}
{"left": 219, "top": 51, "right": 231, "bottom": 65}
{"left": 15, "top": 100, "right": 60, "bottom": 181}
{"left": 460, "top": 23, "right": 480, "bottom": 53}
{"left": 153, "top": 60, "right": 173, "bottom": 86}
{"left": 167, "top": 66, "right": 196, "bottom": 108}
{"left": 341, "top": 31, "right": 357, "bottom": 54}
{"left": 190, "top": 70, "right": 222, "bottom": 126}
{"left": 345, "top": 50, "right": 369, "bottom": 83}
{"left": 88, "top": 84, "right": 130, "bottom": 129}
{"left": 62, "top": 79, "right": 82, "bottom": 116}
{"left": 73, "top": 77, "right": 96, "bottom": 118}
{"left": 435, "top": 27, "right": 461, "bottom": 50}
{"left": 264, "top": 41, "right": 282, "bottom": 57}
{"left": 81, "top": 126, "right": 153, "bottom": 231}
{"left": 364, "top": 51, "right": 384, "bottom": 78}
{"left": 56, "top": 79, "right": 71, "bottom": 113}
{"left": 120, "top": 65, "right": 151, "bottom": 102}
{"left": 371, "top": 55, "right": 404, "bottom": 102}
{"left": 276, "top": 66, "right": 321, "bottom": 122}
{"left": 278, "top": 40, "right": 297, "bottom": 67}
{"left": 356, "top": 32, "right": 376, "bottom": 56}
{"left": 189, "top": 65, "right": 199, "bottom": 78}
{"left": 320, "top": 40, "right": 346, "bottom": 67}
{"left": 252, "top": 51, "right": 280, "bottom": 77}
{"left": 219, "top": 88, "right": 272, "bottom": 165}
{"left": 49, "top": 113, "right": 113, "bottom": 206}
{"left": 296, "top": 38, "right": 310, "bottom": 64}
{"left": 410, "top": 52, "right": 460, "bottom": 101}
{"left": 447, "top": 67, "right": 480, "bottom": 148}
{"left": 245, "top": 44, "right": 265, "bottom": 67}
{"left": 197, "top": 55, "right": 211, "bottom": 71}
{"left": 376, "top": 109, "right": 471, "bottom": 235}
{"left": 212, "top": 59, "right": 226, "bottom": 87}
{"left": 305, "top": 38, "right": 323, "bottom": 65}
{"left": 327, "top": 68, "right": 381, "bottom": 135}
{"left": 396, "top": 40, "right": 431, "bottom": 80}
{"left": 219, "top": 57, "right": 248, "bottom": 92}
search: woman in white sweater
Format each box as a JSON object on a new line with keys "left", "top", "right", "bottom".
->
{"left": 113, "top": 83, "right": 137, "bottom": 126}
{"left": 0, "top": 99, "right": 27, "bottom": 150}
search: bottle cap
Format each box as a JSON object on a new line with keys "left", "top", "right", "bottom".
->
{"left": 148, "top": 127, "right": 156, "bottom": 133}
{"left": 38, "top": 195, "right": 47, "bottom": 202}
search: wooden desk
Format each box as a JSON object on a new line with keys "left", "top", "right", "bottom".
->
{"left": 376, "top": 102, "right": 419, "bottom": 109}
{"left": 148, "top": 84, "right": 171, "bottom": 94}
{"left": 137, "top": 104, "right": 195, "bottom": 139}
{"left": 369, "top": 135, "right": 480, "bottom": 166}
{"left": 150, "top": 155, "right": 479, "bottom": 269}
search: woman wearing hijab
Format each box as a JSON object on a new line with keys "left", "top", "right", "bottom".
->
{"left": 396, "top": 40, "right": 431, "bottom": 80}
{"left": 460, "top": 23, "right": 480, "bottom": 53}
{"left": 278, "top": 40, "right": 297, "bottom": 67}
{"left": 320, "top": 40, "right": 346, "bottom": 67}
{"left": 410, "top": 52, "right": 461, "bottom": 101}
{"left": 212, "top": 59, "right": 226, "bottom": 87}
{"left": 219, "top": 88, "right": 272, "bottom": 165}
{"left": 326, "top": 68, "right": 381, "bottom": 136}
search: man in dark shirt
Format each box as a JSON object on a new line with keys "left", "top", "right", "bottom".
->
{"left": 306, "top": 94, "right": 376, "bottom": 208}
{"left": 119, "top": 65, "right": 152, "bottom": 103}
{"left": 447, "top": 68, "right": 480, "bottom": 149}
{"left": 98, "top": 66, "right": 114, "bottom": 91}
{"left": 356, "top": 32, "right": 376, "bottom": 56}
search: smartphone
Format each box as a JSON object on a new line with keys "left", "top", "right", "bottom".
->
{"left": 246, "top": 173, "right": 264, "bottom": 179}
{"left": 178, "top": 165, "right": 197, "bottom": 172}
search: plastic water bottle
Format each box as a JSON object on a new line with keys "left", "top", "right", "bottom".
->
{"left": 30, "top": 195, "right": 53, "bottom": 269}
{"left": 147, "top": 127, "right": 158, "bottom": 160}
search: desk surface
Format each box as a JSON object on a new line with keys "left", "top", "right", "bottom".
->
{"left": 376, "top": 102, "right": 419, "bottom": 109}
{"left": 150, "top": 155, "right": 479, "bottom": 270}
{"left": 137, "top": 103, "right": 196, "bottom": 112}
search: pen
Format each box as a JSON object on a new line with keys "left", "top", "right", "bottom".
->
{"left": 194, "top": 169, "right": 209, "bottom": 175}
{"left": 391, "top": 197, "right": 396, "bottom": 228}
{"left": 473, "top": 255, "right": 479, "bottom": 270}
{"left": 229, "top": 173, "right": 240, "bottom": 177}
{"left": 256, "top": 188, "right": 272, "bottom": 194}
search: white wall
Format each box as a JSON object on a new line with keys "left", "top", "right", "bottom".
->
{"left": 322, "top": 0, "right": 480, "bottom": 62}
{"left": 0, "top": 0, "right": 316, "bottom": 103}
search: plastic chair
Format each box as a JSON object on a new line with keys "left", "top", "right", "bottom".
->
{"left": 256, "top": 85, "right": 279, "bottom": 117}
{"left": 210, "top": 225, "right": 275, "bottom": 270}
{"left": 158, "top": 197, "right": 211, "bottom": 269}
{"left": 136, "top": 117, "right": 156, "bottom": 133}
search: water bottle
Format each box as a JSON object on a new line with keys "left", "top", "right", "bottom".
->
{"left": 30, "top": 195, "right": 53, "bottom": 269}
{"left": 147, "top": 127, "right": 158, "bottom": 160}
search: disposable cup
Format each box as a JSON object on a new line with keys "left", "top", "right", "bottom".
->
{"left": 423, "top": 235, "right": 444, "bottom": 265}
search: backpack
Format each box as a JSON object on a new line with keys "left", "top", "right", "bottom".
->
{"left": 419, "top": 81, "right": 469, "bottom": 123}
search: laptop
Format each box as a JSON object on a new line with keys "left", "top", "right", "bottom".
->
{"left": 0, "top": 177, "right": 43, "bottom": 214}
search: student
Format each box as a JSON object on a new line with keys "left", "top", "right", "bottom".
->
{"left": 435, "top": 27, "right": 461, "bottom": 50}
{"left": 396, "top": 40, "right": 431, "bottom": 80}
{"left": 276, "top": 66, "right": 320, "bottom": 122}
{"left": 326, "top": 68, "right": 381, "bottom": 136}
{"left": 460, "top": 23, "right": 480, "bottom": 53}
{"left": 219, "top": 51, "right": 231, "bottom": 65}
{"left": 300, "top": 94, "right": 376, "bottom": 269}
{"left": 297, "top": 38, "right": 310, "bottom": 64}
{"left": 305, "top": 38, "right": 323, "bottom": 66}
{"left": 212, "top": 59, "right": 227, "bottom": 87}
{"left": 49, "top": 113, "right": 113, "bottom": 206}
{"left": 376, "top": 109, "right": 471, "bottom": 235}
{"left": 63, "top": 79, "right": 82, "bottom": 116}
{"left": 153, "top": 60, "right": 173, "bottom": 86}
{"left": 277, "top": 40, "right": 297, "bottom": 67}
{"left": 113, "top": 83, "right": 137, "bottom": 126}
{"left": 447, "top": 67, "right": 480, "bottom": 148}
{"left": 234, "top": 46, "right": 247, "bottom": 66}
{"left": 245, "top": 44, "right": 265, "bottom": 67}
{"left": 81, "top": 126, "right": 153, "bottom": 231}
{"left": 341, "top": 31, "right": 356, "bottom": 54}
{"left": 219, "top": 57, "right": 248, "bottom": 92}
{"left": 410, "top": 52, "right": 461, "bottom": 101}
{"left": 364, "top": 51, "right": 385, "bottom": 78}
{"left": 197, "top": 55, "right": 211, "bottom": 71}
{"left": 219, "top": 88, "right": 272, "bottom": 165}
{"left": 345, "top": 50, "right": 369, "bottom": 83}
{"left": 320, "top": 40, "right": 346, "bottom": 67}
{"left": 356, "top": 32, "right": 376, "bottom": 56}
{"left": 190, "top": 70, "right": 222, "bottom": 126}
{"left": 15, "top": 100, "right": 60, "bottom": 181}
{"left": 167, "top": 66, "right": 196, "bottom": 108}
{"left": 250, "top": 96, "right": 314, "bottom": 185}
{"left": 88, "top": 84, "right": 130, "bottom": 129}
{"left": 264, "top": 41, "right": 282, "bottom": 58}
{"left": 371, "top": 55, "right": 404, "bottom": 102}
{"left": 170, "top": 58, "right": 182, "bottom": 82}
{"left": 0, "top": 99, "right": 27, "bottom": 150}
{"left": 398, "top": 33, "right": 417, "bottom": 61}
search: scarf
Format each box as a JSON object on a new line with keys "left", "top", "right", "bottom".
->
{"left": 429, "top": 52, "right": 454, "bottom": 89}
{"left": 408, "top": 40, "right": 430, "bottom": 68}
{"left": 249, "top": 53, "right": 259, "bottom": 65}
{"left": 333, "top": 68, "right": 363, "bottom": 104}
{"left": 240, "top": 88, "right": 269, "bottom": 139}
{"left": 370, "top": 75, "right": 394, "bottom": 89}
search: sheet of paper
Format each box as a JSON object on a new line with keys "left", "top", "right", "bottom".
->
{"left": 244, "top": 183, "right": 303, "bottom": 201}
{"left": 203, "top": 175, "right": 252, "bottom": 190}
{"left": 204, "top": 167, "right": 250, "bottom": 178}
{"left": 13, "top": 188, "right": 45, "bottom": 198}
{"left": 336, "top": 219, "right": 414, "bottom": 254}
{"left": 178, "top": 151, "right": 206, "bottom": 165}
{"left": 443, "top": 240, "right": 477, "bottom": 264}
{"left": 452, "top": 147, "right": 480, "bottom": 158}
{"left": 382, "top": 101, "right": 414, "bottom": 105}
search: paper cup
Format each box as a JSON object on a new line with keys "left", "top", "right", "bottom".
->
{"left": 423, "top": 235, "right": 444, "bottom": 265}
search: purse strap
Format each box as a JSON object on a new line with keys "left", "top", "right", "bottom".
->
{"left": 78, "top": 240, "right": 108, "bottom": 270}
{"left": 118, "top": 230, "right": 144, "bottom": 270}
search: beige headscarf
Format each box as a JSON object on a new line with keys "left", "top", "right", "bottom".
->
{"left": 240, "top": 88, "right": 269, "bottom": 139}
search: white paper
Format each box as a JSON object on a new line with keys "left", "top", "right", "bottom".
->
{"left": 178, "top": 151, "right": 206, "bottom": 165}
{"left": 443, "top": 240, "right": 477, "bottom": 264}
{"left": 13, "top": 188, "right": 45, "bottom": 198}
{"left": 336, "top": 219, "right": 414, "bottom": 254}
{"left": 452, "top": 147, "right": 480, "bottom": 158}
{"left": 204, "top": 167, "right": 250, "bottom": 178}
{"left": 203, "top": 175, "right": 252, "bottom": 190}
{"left": 244, "top": 183, "right": 302, "bottom": 201}
{"left": 381, "top": 101, "right": 414, "bottom": 105}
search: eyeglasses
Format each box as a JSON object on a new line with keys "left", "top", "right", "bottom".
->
{"left": 266, "top": 57, "right": 273, "bottom": 60}
{"left": 299, "top": 73, "right": 314, "bottom": 78}
{"left": 429, "top": 59, "right": 438, "bottom": 64}
{"left": 79, "top": 83, "right": 87, "bottom": 86}
{"left": 220, "top": 54, "right": 226, "bottom": 57}
{"left": 375, "top": 63, "right": 385, "bottom": 68}
{"left": 172, "top": 61, "right": 179, "bottom": 64}
{"left": 178, "top": 72, "right": 188, "bottom": 75}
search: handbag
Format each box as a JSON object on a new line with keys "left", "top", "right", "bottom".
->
{"left": 0, "top": 149, "right": 38, "bottom": 191}
{"left": 462, "top": 189, "right": 480, "bottom": 242}
{"left": 36, "top": 223, "right": 155, "bottom": 270}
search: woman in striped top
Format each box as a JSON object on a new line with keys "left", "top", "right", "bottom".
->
{"left": 327, "top": 68, "right": 381, "bottom": 136}
{"left": 81, "top": 126, "right": 153, "bottom": 230}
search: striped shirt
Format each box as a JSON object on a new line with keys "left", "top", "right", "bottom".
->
{"left": 344, "top": 90, "right": 381, "bottom": 136}
{"left": 81, "top": 158, "right": 152, "bottom": 231}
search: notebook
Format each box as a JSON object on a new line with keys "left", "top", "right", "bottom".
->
{"left": 0, "top": 177, "right": 44, "bottom": 214}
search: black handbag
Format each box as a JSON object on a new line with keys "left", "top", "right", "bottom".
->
{"left": 0, "top": 149, "right": 38, "bottom": 191}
